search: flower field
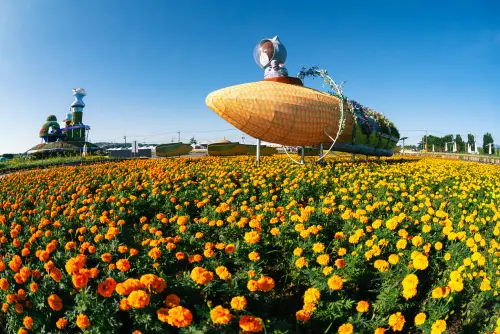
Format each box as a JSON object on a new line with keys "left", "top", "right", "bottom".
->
{"left": 0, "top": 156, "right": 499, "bottom": 333}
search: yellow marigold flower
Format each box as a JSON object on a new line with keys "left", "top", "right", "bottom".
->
{"left": 312, "top": 242, "right": 325, "bottom": 253}
{"left": 293, "top": 247, "right": 303, "bottom": 256}
{"left": 248, "top": 252, "right": 260, "bottom": 262}
{"left": 338, "top": 248, "right": 347, "bottom": 256}
{"left": 388, "top": 254, "right": 400, "bottom": 265}
{"left": 316, "top": 254, "right": 330, "bottom": 266}
{"left": 396, "top": 239, "right": 407, "bottom": 250}
{"left": 434, "top": 242, "right": 442, "bottom": 250}
{"left": 327, "top": 275, "right": 343, "bottom": 290}
{"left": 304, "top": 288, "right": 320, "bottom": 304}
{"left": 215, "top": 266, "right": 231, "bottom": 280}
{"left": 414, "top": 312, "right": 426, "bottom": 325}
{"left": 444, "top": 253, "right": 451, "bottom": 261}
{"left": 413, "top": 253, "right": 429, "bottom": 270}
{"left": 356, "top": 301, "right": 369, "bottom": 313}
{"left": 374, "top": 328, "right": 386, "bottom": 334}
{"left": 323, "top": 266, "right": 333, "bottom": 276}
{"left": 388, "top": 312, "right": 405, "bottom": 331}
{"left": 210, "top": 305, "right": 232, "bottom": 325}
{"left": 247, "top": 280, "right": 259, "bottom": 292}
{"left": 338, "top": 323, "right": 354, "bottom": 334}
{"left": 431, "top": 319, "right": 446, "bottom": 334}
{"left": 374, "top": 260, "right": 389, "bottom": 272}
{"left": 402, "top": 274, "right": 419, "bottom": 289}
{"left": 295, "top": 257, "right": 308, "bottom": 268}
{"left": 230, "top": 296, "right": 247, "bottom": 311}
{"left": 270, "top": 227, "right": 280, "bottom": 236}
{"left": 402, "top": 287, "right": 417, "bottom": 300}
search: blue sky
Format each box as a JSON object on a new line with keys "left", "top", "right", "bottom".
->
{"left": 0, "top": 0, "right": 499, "bottom": 153}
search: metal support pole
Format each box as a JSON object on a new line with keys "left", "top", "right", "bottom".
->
{"left": 352, "top": 153, "right": 355, "bottom": 162}
{"left": 319, "top": 143, "right": 323, "bottom": 159}
{"left": 365, "top": 155, "right": 368, "bottom": 162}
{"left": 300, "top": 147, "right": 305, "bottom": 164}
{"left": 256, "top": 139, "right": 261, "bottom": 167}
{"left": 378, "top": 156, "right": 381, "bottom": 163}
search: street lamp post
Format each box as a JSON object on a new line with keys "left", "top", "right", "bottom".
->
{"left": 399, "top": 137, "right": 408, "bottom": 156}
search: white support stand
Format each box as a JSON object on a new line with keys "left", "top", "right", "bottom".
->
{"left": 300, "top": 147, "right": 305, "bottom": 164}
{"left": 256, "top": 139, "right": 261, "bottom": 167}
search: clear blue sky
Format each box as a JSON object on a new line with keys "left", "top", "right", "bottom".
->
{"left": 0, "top": 0, "right": 498, "bottom": 153}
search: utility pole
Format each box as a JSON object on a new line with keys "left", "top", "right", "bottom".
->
{"left": 178, "top": 131, "right": 180, "bottom": 143}
{"left": 124, "top": 136, "right": 127, "bottom": 149}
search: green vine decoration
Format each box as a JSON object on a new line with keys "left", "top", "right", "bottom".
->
{"left": 297, "top": 66, "right": 400, "bottom": 140}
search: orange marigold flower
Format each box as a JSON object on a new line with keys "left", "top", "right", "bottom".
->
{"left": 175, "top": 252, "right": 185, "bottom": 260}
{"left": 29, "top": 282, "right": 38, "bottom": 293}
{"left": 0, "top": 278, "right": 8, "bottom": 291}
{"left": 47, "top": 294, "right": 63, "bottom": 311}
{"left": 148, "top": 247, "right": 161, "bottom": 260}
{"left": 56, "top": 318, "right": 68, "bottom": 329}
{"left": 23, "top": 316, "right": 33, "bottom": 330}
{"left": 239, "top": 315, "right": 263, "bottom": 333}
{"left": 388, "top": 312, "right": 405, "bottom": 332}
{"left": 335, "top": 258, "right": 345, "bottom": 269}
{"left": 244, "top": 231, "right": 260, "bottom": 244}
{"left": 50, "top": 268, "right": 62, "bottom": 282}
{"left": 257, "top": 276, "right": 275, "bottom": 292}
{"left": 119, "top": 298, "right": 131, "bottom": 311}
{"left": 230, "top": 296, "right": 247, "bottom": 311}
{"left": 166, "top": 306, "right": 193, "bottom": 328}
{"left": 101, "top": 253, "right": 112, "bottom": 263}
{"left": 97, "top": 278, "right": 117, "bottom": 298}
{"left": 210, "top": 305, "right": 232, "bottom": 325}
{"left": 116, "top": 259, "right": 131, "bottom": 272}
{"left": 225, "top": 244, "right": 236, "bottom": 254}
{"left": 72, "top": 271, "right": 89, "bottom": 289}
{"left": 327, "top": 275, "right": 343, "bottom": 290}
{"left": 190, "top": 267, "right": 214, "bottom": 285}
{"left": 127, "top": 290, "right": 150, "bottom": 309}
{"left": 338, "top": 323, "right": 354, "bottom": 334}
{"left": 296, "top": 310, "right": 311, "bottom": 322}
{"left": 76, "top": 314, "right": 90, "bottom": 330}
{"left": 215, "top": 266, "right": 231, "bottom": 280}
{"left": 165, "top": 294, "right": 181, "bottom": 308}
{"left": 356, "top": 301, "right": 369, "bottom": 313}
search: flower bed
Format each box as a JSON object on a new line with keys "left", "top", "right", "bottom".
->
{"left": 0, "top": 156, "right": 499, "bottom": 333}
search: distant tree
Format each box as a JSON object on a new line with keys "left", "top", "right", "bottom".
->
{"left": 467, "top": 134, "right": 475, "bottom": 151}
{"left": 455, "top": 135, "right": 464, "bottom": 153}
{"left": 483, "top": 132, "right": 495, "bottom": 154}
{"left": 189, "top": 136, "right": 197, "bottom": 145}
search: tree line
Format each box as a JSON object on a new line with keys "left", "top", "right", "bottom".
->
{"left": 419, "top": 133, "right": 495, "bottom": 154}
